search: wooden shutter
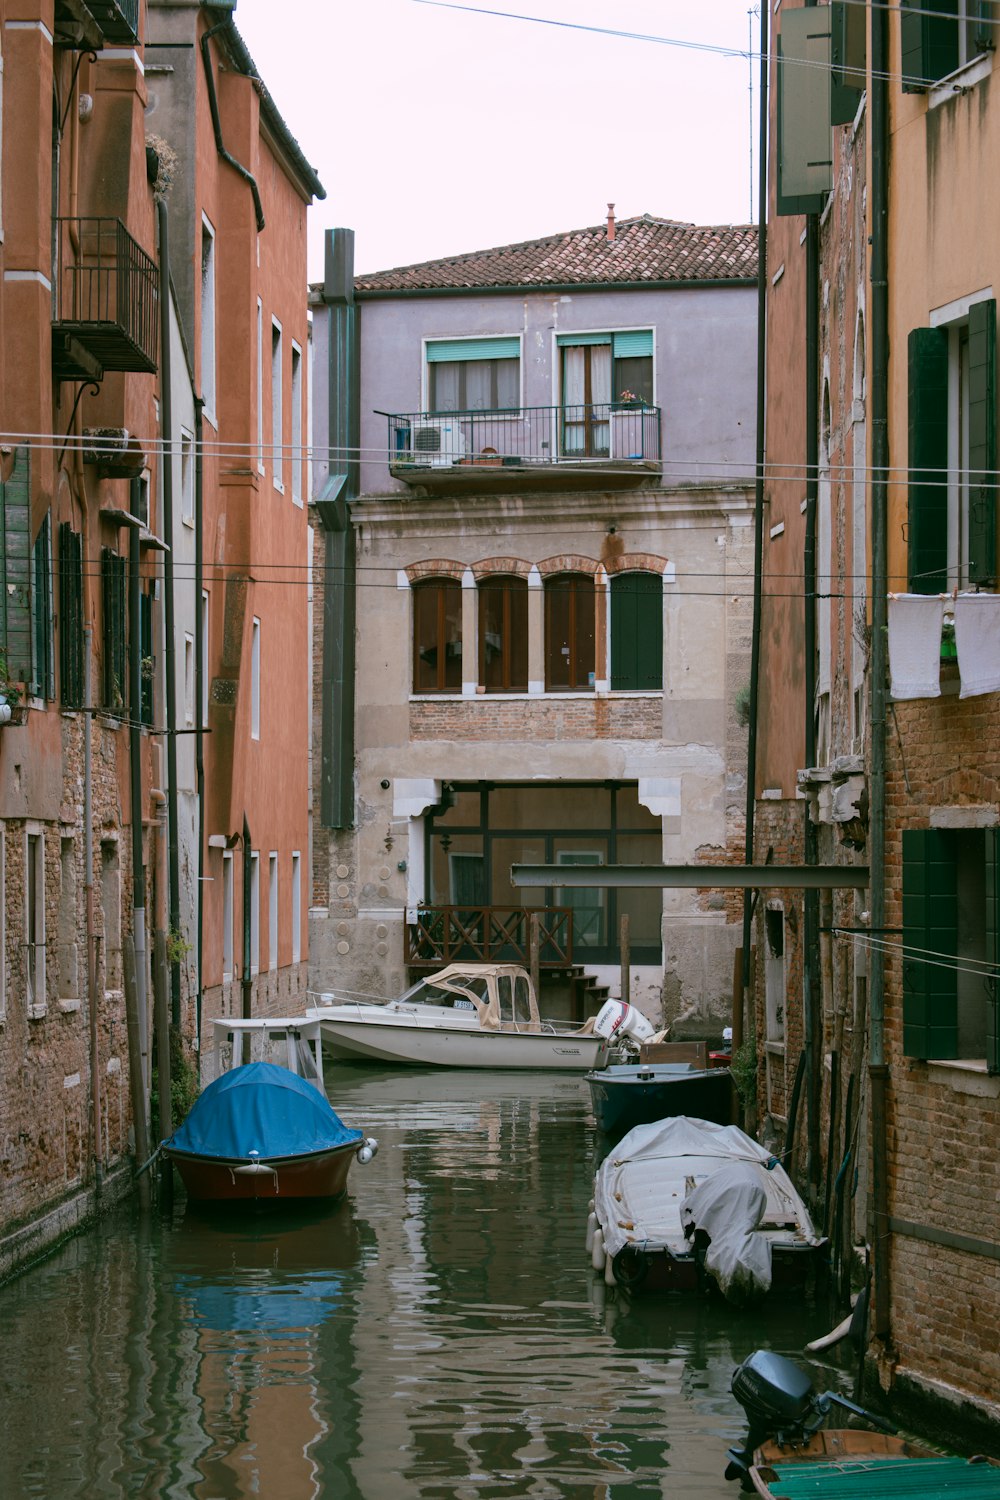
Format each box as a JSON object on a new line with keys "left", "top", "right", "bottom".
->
{"left": 902, "top": 828, "right": 959, "bottom": 1059}
{"left": 907, "top": 327, "right": 949, "bottom": 593}
{"left": 58, "top": 523, "right": 85, "bottom": 709}
{"left": 776, "top": 7, "right": 833, "bottom": 216}
{"left": 986, "top": 828, "right": 1000, "bottom": 1075}
{"left": 0, "top": 445, "right": 33, "bottom": 683}
{"left": 31, "top": 514, "right": 54, "bottom": 700}
{"left": 611, "top": 573, "right": 662, "bottom": 690}
{"left": 900, "top": 0, "right": 959, "bottom": 92}
{"left": 102, "top": 548, "right": 127, "bottom": 713}
{"left": 967, "top": 297, "right": 997, "bottom": 586}
{"left": 830, "top": 1, "right": 866, "bottom": 126}
{"left": 140, "top": 588, "right": 154, "bottom": 725}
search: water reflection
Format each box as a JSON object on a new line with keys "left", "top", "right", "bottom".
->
{"left": 0, "top": 1064, "right": 845, "bottom": 1499}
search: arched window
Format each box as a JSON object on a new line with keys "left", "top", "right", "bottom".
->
{"left": 478, "top": 575, "right": 528, "bottom": 692}
{"left": 412, "top": 578, "right": 462, "bottom": 693}
{"left": 610, "top": 572, "right": 662, "bottom": 690}
{"left": 544, "top": 573, "right": 595, "bottom": 691}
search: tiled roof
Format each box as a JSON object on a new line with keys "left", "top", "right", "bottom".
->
{"left": 354, "top": 214, "right": 757, "bottom": 294}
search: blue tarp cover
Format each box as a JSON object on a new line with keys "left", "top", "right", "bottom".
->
{"left": 166, "top": 1062, "right": 363, "bottom": 1162}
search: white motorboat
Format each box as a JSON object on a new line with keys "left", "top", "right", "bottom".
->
{"left": 305, "top": 963, "right": 630, "bottom": 1071}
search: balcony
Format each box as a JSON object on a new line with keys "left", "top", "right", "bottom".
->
{"left": 387, "top": 404, "right": 662, "bottom": 493}
{"left": 87, "top": 0, "right": 139, "bottom": 45}
{"left": 52, "top": 218, "right": 158, "bottom": 382}
{"left": 405, "top": 906, "right": 575, "bottom": 969}
{"left": 54, "top": 0, "right": 138, "bottom": 48}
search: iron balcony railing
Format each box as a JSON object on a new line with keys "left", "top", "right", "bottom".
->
{"left": 52, "top": 217, "right": 158, "bottom": 378}
{"left": 405, "top": 905, "right": 574, "bottom": 968}
{"left": 388, "top": 403, "right": 661, "bottom": 473}
{"left": 89, "top": 0, "right": 140, "bottom": 45}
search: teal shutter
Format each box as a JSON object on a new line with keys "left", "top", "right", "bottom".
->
{"left": 776, "top": 8, "right": 833, "bottom": 217}
{"left": 426, "top": 337, "right": 519, "bottom": 362}
{"left": 908, "top": 327, "right": 950, "bottom": 593}
{"left": 556, "top": 333, "right": 612, "bottom": 347}
{"left": 611, "top": 573, "right": 662, "bottom": 690}
{"left": 830, "top": 0, "right": 866, "bottom": 126}
{"left": 987, "top": 828, "right": 1000, "bottom": 1074}
{"left": 967, "top": 297, "right": 997, "bottom": 586}
{"left": 0, "top": 445, "right": 33, "bottom": 684}
{"left": 612, "top": 331, "right": 653, "bottom": 359}
{"left": 900, "top": 0, "right": 959, "bottom": 92}
{"left": 902, "top": 829, "right": 959, "bottom": 1059}
{"left": 30, "top": 513, "right": 54, "bottom": 700}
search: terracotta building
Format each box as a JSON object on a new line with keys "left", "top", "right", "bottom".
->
{"left": 309, "top": 214, "right": 758, "bottom": 1028}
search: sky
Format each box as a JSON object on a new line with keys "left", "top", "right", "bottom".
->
{"left": 230, "top": 0, "right": 763, "bottom": 280}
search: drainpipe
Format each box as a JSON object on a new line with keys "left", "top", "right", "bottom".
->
{"left": 158, "top": 199, "right": 181, "bottom": 1030}
{"left": 803, "top": 207, "right": 822, "bottom": 1191}
{"left": 200, "top": 19, "right": 265, "bottom": 232}
{"left": 869, "top": 0, "right": 891, "bottom": 1345}
{"left": 128, "top": 507, "right": 149, "bottom": 1091}
{"left": 742, "top": 4, "right": 769, "bottom": 1048}
{"left": 84, "top": 621, "right": 102, "bottom": 1187}
{"left": 194, "top": 396, "right": 205, "bottom": 1055}
{"left": 241, "top": 814, "right": 252, "bottom": 1020}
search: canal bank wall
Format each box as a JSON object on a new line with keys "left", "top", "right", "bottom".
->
{"left": 0, "top": 1161, "right": 133, "bottom": 1284}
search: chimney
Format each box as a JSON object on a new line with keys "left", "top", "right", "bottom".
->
{"left": 606, "top": 203, "right": 616, "bottom": 242}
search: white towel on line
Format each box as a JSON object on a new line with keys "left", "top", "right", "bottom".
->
{"left": 887, "top": 593, "right": 944, "bottom": 700}
{"left": 955, "top": 591, "right": 1000, "bottom": 698}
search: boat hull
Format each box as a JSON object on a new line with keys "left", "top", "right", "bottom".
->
{"left": 318, "top": 1014, "right": 607, "bottom": 1071}
{"left": 165, "top": 1142, "right": 358, "bottom": 1203}
{"left": 750, "top": 1434, "right": 998, "bottom": 1499}
{"left": 610, "top": 1237, "right": 825, "bottom": 1296}
{"left": 586, "top": 1064, "right": 734, "bottom": 1138}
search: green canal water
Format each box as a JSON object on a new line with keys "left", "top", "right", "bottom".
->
{"left": 0, "top": 1066, "right": 849, "bottom": 1499}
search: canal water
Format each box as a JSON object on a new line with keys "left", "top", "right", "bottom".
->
{"left": 0, "top": 1065, "right": 849, "bottom": 1499}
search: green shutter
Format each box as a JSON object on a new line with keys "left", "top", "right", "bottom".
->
{"left": 986, "top": 828, "right": 1000, "bottom": 1075}
{"left": 777, "top": 7, "right": 833, "bottom": 216}
{"left": 908, "top": 327, "right": 950, "bottom": 593}
{"left": 830, "top": 0, "right": 866, "bottom": 126}
{"left": 31, "top": 514, "right": 53, "bottom": 700}
{"left": 612, "top": 331, "right": 653, "bottom": 359}
{"left": 140, "top": 588, "right": 153, "bottom": 725}
{"left": 426, "top": 337, "right": 519, "bottom": 362}
{"left": 58, "top": 523, "right": 84, "bottom": 709}
{"left": 902, "top": 828, "right": 959, "bottom": 1059}
{"left": 0, "top": 445, "right": 33, "bottom": 684}
{"left": 611, "top": 573, "right": 662, "bottom": 691}
{"left": 967, "top": 297, "right": 997, "bottom": 586}
{"left": 900, "top": 0, "right": 959, "bottom": 92}
{"left": 556, "top": 333, "right": 612, "bottom": 347}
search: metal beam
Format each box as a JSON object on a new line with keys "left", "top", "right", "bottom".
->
{"left": 510, "top": 863, "right": 870, "bottom": 890}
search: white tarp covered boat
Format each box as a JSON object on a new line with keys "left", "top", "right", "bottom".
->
{"left": 588, "top": 1116, "right": 824, "bottom": 1301}
{"left": 306, "top": 963, "right": 615, "bottom": 1071}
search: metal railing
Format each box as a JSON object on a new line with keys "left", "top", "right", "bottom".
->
{"left": 89, "top": 0, "right": 140, "bottom": 45}
{"left": 405, "top": 905, "right": 574, "bottom": 968}
{"left": 388, "top": 404, "right": 661, "bottom": 471}
{"left": 53, "top": 217, "right": 158, "bottom": 373}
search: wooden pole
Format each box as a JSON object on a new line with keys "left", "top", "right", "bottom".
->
{"left": 123, "top": 935, "right": 150, "bottom": 1210}
{"left": 619, "top": 913, "right": 630, "bottom": 1007}
{"left": 731, "top": 945, "right": 744, "bottom": 1053}
{"left": 153, "top": 930, "right": 173, "bottom": 1208}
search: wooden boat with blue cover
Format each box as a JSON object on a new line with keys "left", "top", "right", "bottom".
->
{"left": 162, "top": 1060, "right": 377, "bottom": 1204}
{"left": 749, "top": 1432, "right": 1000, "bottom": 1498}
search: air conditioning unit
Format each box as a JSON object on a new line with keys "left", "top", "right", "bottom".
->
{"left": 407, "top": 417, "right": 466, "bottom": 467}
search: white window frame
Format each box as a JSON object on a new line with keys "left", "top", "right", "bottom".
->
{"left": 269, "top": 851, "right": 278, "bottom": 971}
{"left": 180, "top": 428, "right": 194, "bottom": 528}
{"left": 291, "top": 340, "right": 303, "bottom": 506}
{"left": 250, "top": 850, "right": 260, "bottom": 976}
{"left": 26, "top": 827, "right": 46, "bottom": 1016}
{"left": 201, "top": 589, "right": 210, "bottom": 728}
{"left": 931, "top": 288, "right": 994, "bottom": 591}
{"left": 183, "top": 633, "right": 194, "bottom": 727}
{"left": 422, "top": 334, "right": 524, "bottom": 415}
{"left": 271, "top": 317, "right": 284, "bottom": 492}
{"left": 200, "top": 216, "right": 217, "bottom": 424}
{"left": 222, "top": 850, "right": 234, "bottom": 982}
{"left": 257, "top": 297, "right": 264, "bottom": 474}
{"left": 251, "top": 616, "right": 261, "bottom": 741}
{"left": 291, "top": 851, "right": 301, "bottom": 964}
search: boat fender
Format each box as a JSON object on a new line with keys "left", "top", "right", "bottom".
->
{"left": 604, "top": 1249, "right": 617, "bottom": 1286}
{"left": 591, "top": 1225, "right": 607, "bottom": 1272}
{"left": 612, "top": 1244, "right": 650, "bottom": 1292}
{"left": 356, "top": 1136, "right": 379, "bottom": 1164}
{"left": 586, "top": 1211, "right": 598, "bottom": 1255}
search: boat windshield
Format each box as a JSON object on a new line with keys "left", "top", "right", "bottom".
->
{"left": 409, "top": 975, "right": 491, "bottom": 1010}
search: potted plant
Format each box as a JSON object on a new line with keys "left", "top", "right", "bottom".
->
{"left": 0, "top": 652, "right": 25, "bottom": 725}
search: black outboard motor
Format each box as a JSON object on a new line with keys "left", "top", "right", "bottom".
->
{"left": 724, "top": 1348, "right": 895, "bottom": 1490}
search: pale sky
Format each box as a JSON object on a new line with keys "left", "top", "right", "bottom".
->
{"left": 229, "top": 0, "right": 762, "bottom": 279}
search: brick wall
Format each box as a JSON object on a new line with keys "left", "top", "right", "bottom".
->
{"left": 411, "top": 695, "right": 662, "bottom": 741}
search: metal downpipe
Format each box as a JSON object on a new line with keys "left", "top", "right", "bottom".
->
{"left": 158, "top": 199, "right": 182, "bottom": 1029}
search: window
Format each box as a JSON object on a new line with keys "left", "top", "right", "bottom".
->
{"left": 201, "top": 589, "right": 210, "bottom": 727}
{"left": 902, "top": 827, "right": 1000, "bottom": 1070}
{"left": 184, "top": 633, "right": 194, "bottom": 726}
{"left": 31, "top": 514, "right": 54, "bottom": 700}
{"left": 26, "top": 829, "right": 45, "bottom": 1013}
{"left": 181, "top": 429, "right": 194, "bottom": 526}
{"left": 140, "top": 587, "right": 153, "bottom": 727}
{"left": 251, "top": 616, "right": 261, "bottom": 740}
{"left": 413, "top": 578, "right": 462, "bottom": 693}
{"left": 544, "top": 573, "right": 595, "bottom": 691}
{"left": 222, "top": 850, "right": 234, "bottom": 982}
{"left": 427, "top": 337, "right": 519, "bottom": 413}
{"left": 902, "top": 0, "right": 994, "bottom": 91}
{"left": 291, "top": 851, "right": 301, "bottom": 965}
{"left": 132, "top": 471, "right": 150, "bottom": 528}
{"left": 291, "top": 342, "right": 303, "bottom": 505}
{"left": 101, "top": 839, "right": 121, "bottom": 991}
{"left": 271, "top": 319, "right": 283, "bottom": 490}
{"left": 269, "top": 851, "right": 278, "bottom": 971}
{"left": 58, "top": 836, "right": 78, "bottom": 1001}
{"left": 558, "top": 332, "right": 653, "bottom": 457}
{"left": 250, "top": 850, "right": 260, "bottom": 976}
{"left": 0, "top": 445, "right": 32, "bottom": 687}
{"left": 908, "top": 299, "right": 996, "bottom": 592}
{"left": 200, "top": 217, "right": 217, "bottom": 419}
{"left": 257, "top": 298, "right": 264, "bottom": 472}
{"left": 58, "top": 522, "right": 84, "bottom": 709}
{"left": 610, "top": 572, "right": 662, "bottom": 690}
{"left": 101, "top": 548, "right": 127, "bottom": 714}
{"left": 479, "top": 576, "right": 528, "bottom": 693}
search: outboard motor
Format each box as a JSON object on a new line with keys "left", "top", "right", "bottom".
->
{"left": 724, "top": 1349, "right": 894, "bottom": 1490}
{"left": 593, "top": 999, "right": 655, "bottom": 1055}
